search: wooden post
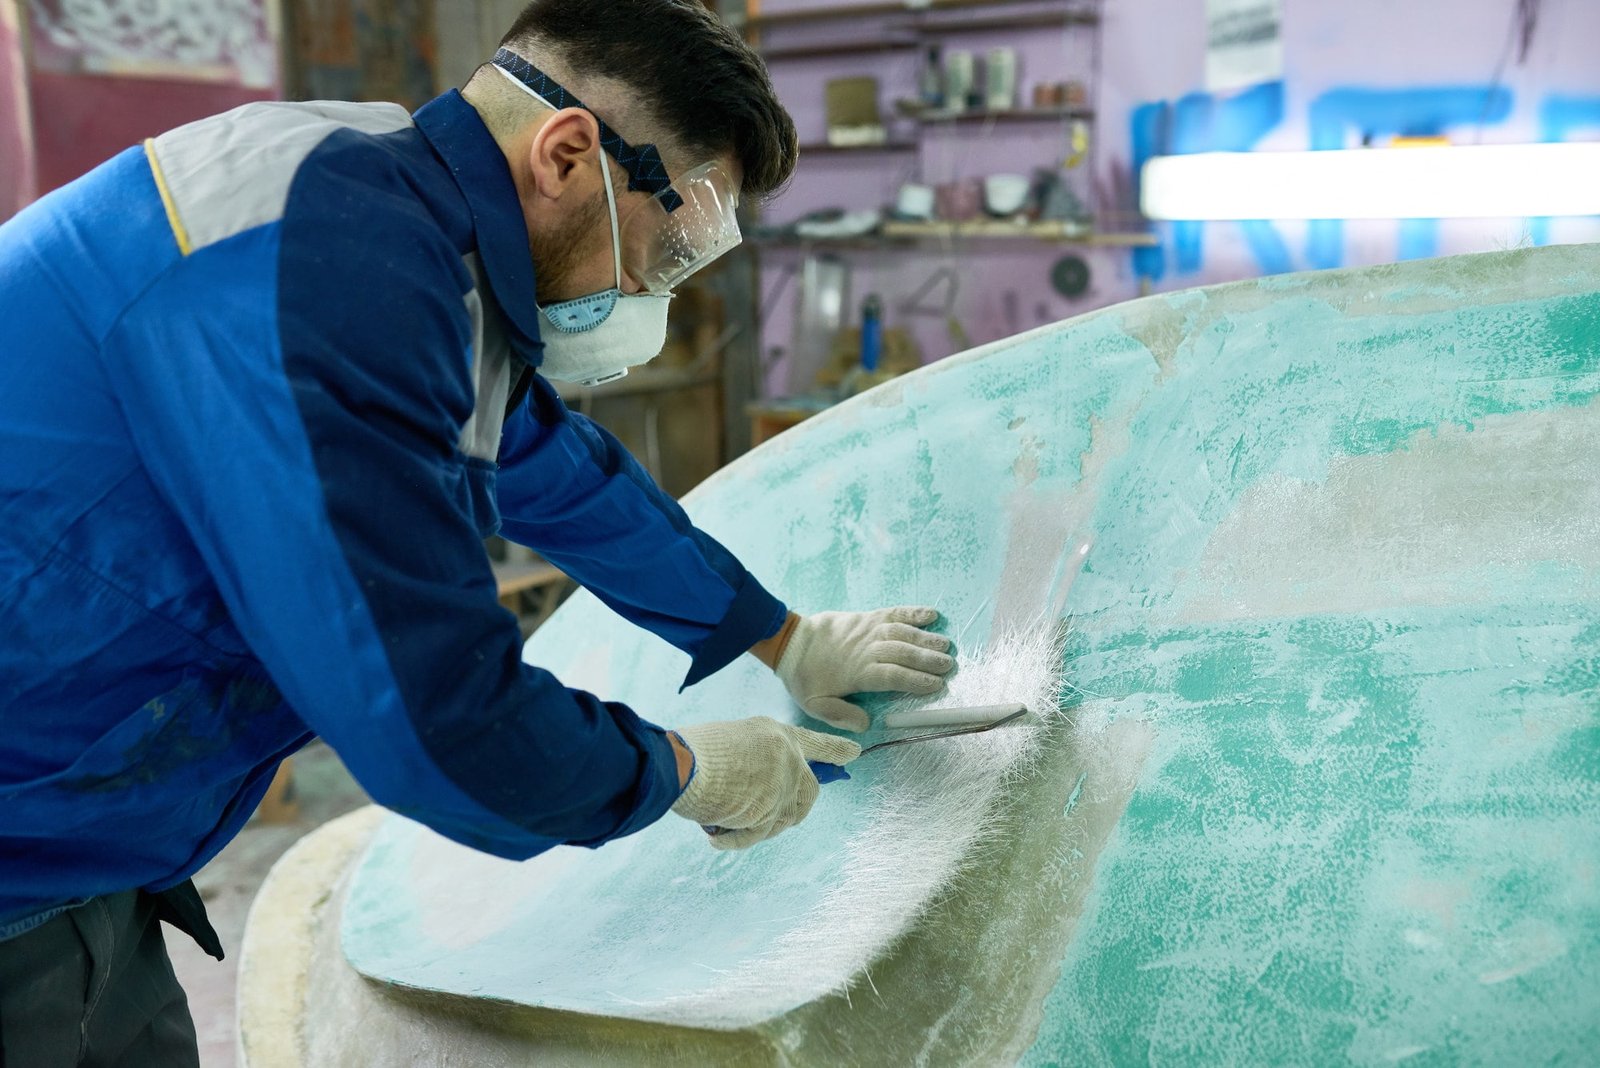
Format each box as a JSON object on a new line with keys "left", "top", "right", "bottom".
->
{"left": 255, "top": 758, "right": 300, "bottom": 824}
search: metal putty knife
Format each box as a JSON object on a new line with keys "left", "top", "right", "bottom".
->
{"left": 702, "top": 703, "right": 1028, "bottom": 836}
{"left": 806, "top": 702, "right": 1029, "bottom": 784}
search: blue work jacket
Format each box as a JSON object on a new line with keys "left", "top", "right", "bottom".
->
{"left": 0, "top": 90, "right": 786, "bottom": 938}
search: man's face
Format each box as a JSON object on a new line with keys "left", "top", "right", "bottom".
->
{"left": 528, "top": 180, "right": 609, "bottom": 305}
{"left": 529, "top": 149, "right": 742, "bottom": 305}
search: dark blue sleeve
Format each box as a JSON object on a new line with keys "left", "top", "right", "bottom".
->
{"left": 100, "top": 136, "right": 679, "bottom": 858}
{"left": 496, "top": 375, "right": 787, "bottom": 689}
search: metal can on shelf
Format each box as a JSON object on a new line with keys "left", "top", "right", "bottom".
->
{"left": 985, "top": 47, "right": 1018, "bottom": 111}
{"left": 943, "top": 51, "right": 975, "bottom": 112}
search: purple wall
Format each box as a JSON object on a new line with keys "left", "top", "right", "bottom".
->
{"left": 755, "top": 0, "right": 1600, "bottom": 395}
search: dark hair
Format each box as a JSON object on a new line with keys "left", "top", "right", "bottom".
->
{"left": 500, "top": 0, "right": 797, "bottom": 200}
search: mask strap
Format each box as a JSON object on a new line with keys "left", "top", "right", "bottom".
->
{"left": 493, "top": 61, "right": 556, "bottom": 111}
{"left": 597, "top": 148, "right": 624, "bottom": 293}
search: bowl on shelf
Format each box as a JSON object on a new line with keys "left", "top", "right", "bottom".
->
{"left": 894, "top": 183, "right": 937, "bottom": 221}
{"left": 983, "top": 173, "right": 1031, "bottom": 217}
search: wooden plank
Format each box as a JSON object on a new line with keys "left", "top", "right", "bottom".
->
{"left": 255, "top": 759, "right": 300, "bottom": 824}
{"left": 493, "top": 560, "right": 566, "bottom": 597}
{"left": 750, "top": 407, "right": 816, "bottom": 446}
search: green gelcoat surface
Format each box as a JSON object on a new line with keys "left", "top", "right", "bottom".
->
{"left": 342, "top": 246, "right": 1600, "bottom": 1065}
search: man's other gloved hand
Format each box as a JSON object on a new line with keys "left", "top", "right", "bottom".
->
{"left": 776, "top": 607, "right": 956, "bottom": 732}
{"left": 670, "top": 718, "right": 861, "bottom": 850}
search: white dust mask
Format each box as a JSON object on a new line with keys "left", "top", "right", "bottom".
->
{"left": 532, "top": 115, "right": 670, "bottom": 386}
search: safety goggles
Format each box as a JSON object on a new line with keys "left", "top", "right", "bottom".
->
{"left": 493, "top": 50, "right": 744, "bottom": 295}
{"left": 616, "top": 160, "right": 741, "bottom": 295}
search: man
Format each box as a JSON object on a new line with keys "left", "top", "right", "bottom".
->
{"left": 0, "top": 0, "right": 957, "bottom": 1062}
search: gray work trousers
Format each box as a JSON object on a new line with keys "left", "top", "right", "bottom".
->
{"left": 0, "top": 886, "right": 211, "bottom": 1067}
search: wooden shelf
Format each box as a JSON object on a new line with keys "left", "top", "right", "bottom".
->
{"left": 902, "top": 11, "right": 1096, "bottom": 32}
{"left": 798, "top": 140, "right": 920, "bottom": 154}
{"left": 752, "top": 223, "right": 1158, "bottom": 247}
{"left": 762, "top": 39, "right": 919, "bottom": 60}
{"left": 744, "top": 0, "right": 1078, "bottom": 30}
{"left": 1073, "top": 230, "right": 1161, "bottom": 248}
{"left": 880, "top": 220, "right": 1158, "bottom": 244}
{"left": 553, "top": 367, "right": 720, "bottom": 401}
{"left": 908, "top": 105, "right": 1093, "bottom": 123}
{"left": 749, "top": 232, "right": 907, "bottom": 249}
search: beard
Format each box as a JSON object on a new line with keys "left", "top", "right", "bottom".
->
{"left": 529, "top": 190, "right": 610, "bottom": 305}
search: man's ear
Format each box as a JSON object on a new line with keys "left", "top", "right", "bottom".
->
{"left": 526, "top": 108, "right": 601, "bottom": 202}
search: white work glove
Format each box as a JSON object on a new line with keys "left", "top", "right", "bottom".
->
{"left": 777, "top": 606, "right": 956, "bottom": 732}
{"left": 670, "top": 717, "right": 861, "bottom": 850}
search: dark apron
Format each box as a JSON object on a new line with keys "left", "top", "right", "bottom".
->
{"left": 147, "top": 879, "right": 225, "bottom": 962}
{"left": 0, "top": 880, "right": 218, "bottom": 1067}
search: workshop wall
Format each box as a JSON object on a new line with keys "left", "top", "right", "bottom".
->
{"left": 5, "top": 1, "right": 1595, "bottom": 426}
{"left": 0, "top": 0, "right": 502, "bottom": 221}
{"left": 283, "top": 0, "right": 436, "bottom": 107}
{"left": 0, "top": 1, "right": 31, "bottom": 218}
{"left": 755, "top": 0, "right": 1600, "bottom": 391}
{"left": 10, "top": 0, "right": 279, "bottom": 199}
{"left": 1108, "top": 0, "right": 1600, "bottom": 286}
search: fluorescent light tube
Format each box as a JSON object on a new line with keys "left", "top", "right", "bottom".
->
{"left": 1141, "top": 143, "right": 1600, "bottom": 220}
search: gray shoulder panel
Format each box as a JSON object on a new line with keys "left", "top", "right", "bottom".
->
{"left": 149, "top": 100, "right": 415, "bottom": 254}
{"left": 458, "top": 253, "right": 517, "bottom": 463}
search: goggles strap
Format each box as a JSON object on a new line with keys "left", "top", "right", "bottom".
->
{"left": 495, "top": 62, "right": 632, "bottom": 294}
{"left": 493, "top": 49, "right": 682, "bottom": 212}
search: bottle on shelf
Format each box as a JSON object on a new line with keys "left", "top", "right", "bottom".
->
{"left": 944, "top": 51, "right": 975, "bottom": 113}
{"left": 919, "top": 45, "right": 944, "bottom": 109}
{"left": 839, "top": 294, "right": 885, "bottom": 398}
{"left": 861, "top": 294, "right": 883, "bottom": 374}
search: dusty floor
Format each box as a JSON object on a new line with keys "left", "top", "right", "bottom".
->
{"left": 166, "top": 742, "right": 368, "bottom": 1067}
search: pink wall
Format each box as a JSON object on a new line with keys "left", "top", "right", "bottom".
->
{"left": 27, "top": 72, "right": 274, "bottom": 196}
{"left": 0, "top": 1, "right": 34, "bottom": 219}
{"left": 0, "top": 0, "right": 280, "bottom": 217}
{"left": 756, "top": 0, "right": 1600, "bottom": 395}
